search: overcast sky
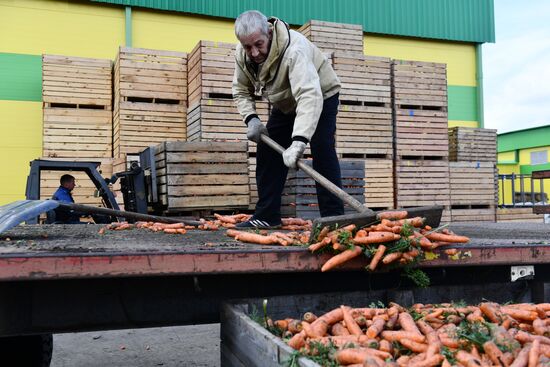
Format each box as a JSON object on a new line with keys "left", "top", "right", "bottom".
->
{"left": 482, "top": 0, "right": 550, "bottom": 133}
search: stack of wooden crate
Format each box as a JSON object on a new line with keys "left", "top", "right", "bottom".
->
{"left": 392, "top": 60, "right": 451, "bottom": 222}
{"left": 42, "top": 54, "right": 113, "bottom": 158}
{"left": 186, "top": 40, "right": 269, "bottom": 208}
{"left": 154, "top": 141, "right": 249, "bottom": 212}
{"left": 281, "top": 160, "right": 365, "bottom": 219}
{"left": 42, "top": 54, "right": 114, "bottom": 206}
{"left": 113, "top": 47, "right": 187, "bottom": 158}
{"left": 298, "top": 20, "right": 364, "bottom": 54}
{"left": 448, "top": 127, "right": 498, "bottom": 222}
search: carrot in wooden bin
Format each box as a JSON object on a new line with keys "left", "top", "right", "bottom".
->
{"left": 341, "top": 305, "right": 363, "bottom": 336}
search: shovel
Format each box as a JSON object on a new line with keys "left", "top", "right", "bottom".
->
{"left": 260, "top": 134, "right": 444, "bottom": 236}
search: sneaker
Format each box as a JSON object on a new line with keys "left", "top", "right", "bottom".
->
{"left": 235, "top": 218, "right": 282, "bottom": 229}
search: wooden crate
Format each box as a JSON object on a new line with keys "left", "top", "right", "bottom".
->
{"left": 393, "top": 60, "right": 448, "bottom": 159}
{"left": 497, "top": 208, "right": 545, "bottom": 223}
{"left": 39, "top": 158, "right": 113, "bottom": 207}
{"left": 298, "top": 20, "right": 363, "bottom": 54}
{"left": 186, "top": 98, "right": 269, "bottom": 147}
{"left": 42, "top": 54, "right": 112, "bottom": 108}
{"left": 364, "top": 159, "right": 394, "bottom": 210}
{"left": 281, "top": 160, "right": 365, "bottom": 219}
{"left": 114, "top": 47, "right": 187, "bottom": 157}
{"left": 395, "top": 159, "right": 451, "bottom": 222}
{"left": 42, "top": 54, "right": 113, "bottom": 158}
{"left": 450, "top": 162, "right": 496, "bottom": 222}
{"left": 155, "top": 141, "right": 249, "bottom": 211}
{"left": 187, "top": 41, "right": 236, "bottom": 110}
{"left": 448, "top": 127, "right": 498, "bottom": 162}
{"left": 336, "top": 104, "right": 393, "bottom": 158}
{"left": 332, "top": 52, "right": 391, "bottom": 105}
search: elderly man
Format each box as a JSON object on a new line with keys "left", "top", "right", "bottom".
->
{"left": 233, "top": 10, "right": 344, "bottom": 228}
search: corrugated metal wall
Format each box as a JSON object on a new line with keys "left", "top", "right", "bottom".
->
{"left": 90, "top": 0, "right": 495, "bottom": 43}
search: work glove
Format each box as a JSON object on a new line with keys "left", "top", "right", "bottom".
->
{"left": 246, "top": 117, "right": 267, "bottom": 144}
{"left": 282, "top": 141, "right": 307, "bottom": 169}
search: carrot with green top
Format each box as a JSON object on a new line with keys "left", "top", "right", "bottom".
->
{"left": 354, "top": 232, "right": 399, "bottom": 245}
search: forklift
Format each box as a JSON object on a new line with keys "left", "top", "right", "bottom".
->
{"left": 24, "top": 147, "right": 159, "bottom": 223}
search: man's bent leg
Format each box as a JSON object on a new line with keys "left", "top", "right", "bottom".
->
{"left": 310, "top": 94, "right": 345, "bottom": 217}
{"left": 253, "top": 108, "right": 294, "bottom": 223}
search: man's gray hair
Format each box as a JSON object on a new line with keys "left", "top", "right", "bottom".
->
{"left": 235, "top": 10, "right": 269, "bottom": 39}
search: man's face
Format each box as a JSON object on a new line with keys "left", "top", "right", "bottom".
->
{"left": 64, "top": 179, "right": 76, "bottom": 192}
{"left": 240, "top": 29, "right": 271, "bottom": 64}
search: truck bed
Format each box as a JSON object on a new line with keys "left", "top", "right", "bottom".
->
{"left": 0, "top": 222, "right": 549, "bottom": 281}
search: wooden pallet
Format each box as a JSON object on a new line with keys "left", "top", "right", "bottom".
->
{"left": 395, "top": 159, "right": 451, "bottom": 222}
{"left": 448, "top": 127, "right": 498, "bottom": 162}
{"left": 155, "top": 141, "right": 249, "bottom": 211}
{"left": 497, "top": 207, "right": 545, "bottom": 223}
{"left": 187, "top": 41, "right": 236, "bottom": 110}
{"left": 332, "top": 52, "right": 391, "bottom": 105}
{"left": 42, "top": 54, "right": 112, "bottom": 108}
{"left": 43, "top": 107, "right": 112, "bottom": 158}
{"left": 113, "top": 47, "right": 187, "bottom": 157}
{"left": 281, "top": 160, "right": 365, "bottom": 219}
{"left": 336, "top": 104, "right": 393, "bottom": 157}
{"left": 298, "top": 20, "right": 363, "bottom": 54}
{"left": 364, "top": 158, "right": 394, "bottom": 209}
{"left": 39, "top": 157, "right": 114, "bottom": 207}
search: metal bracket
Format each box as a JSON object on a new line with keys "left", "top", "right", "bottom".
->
{"left": 511, "top": 265, "right": 535, "bottom": 282}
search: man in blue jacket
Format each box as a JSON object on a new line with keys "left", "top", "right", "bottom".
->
{"left": 51, "top": 174, "right": 81, "bottom": 224}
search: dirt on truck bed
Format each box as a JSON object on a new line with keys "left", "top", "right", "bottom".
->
{"left": 0, "top": 222, "right": 549, "bottom": 255}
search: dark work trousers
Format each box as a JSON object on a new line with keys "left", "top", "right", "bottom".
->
{"left": 254, "top": 93, "right": 344, "bottom": 223}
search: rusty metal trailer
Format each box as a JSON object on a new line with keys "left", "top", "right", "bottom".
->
{"left": 0, "top": 222, "right": 549, "bottom": 364}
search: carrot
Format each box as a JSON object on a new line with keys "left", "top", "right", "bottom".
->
{"left": 98, "top": 227, "right": 106, "bottom": 235}
{"left": 226, "top": 230, "right": 281, "bottom": 245}
{"left": 398, "top": 312, "right": 423, "bottom": 335}
{"left": 288, "top": 330, "right": 306, "bottom": 350}
{"left": 380, "top": 331, "right": 426, "bottom": 343}
{"left": 377, "top": 210, "right": 408, "bottom": 220}
{"left": 399, "top": 338, "right": 428, "bottom": 353}
{"left": 287, "top": 319, "right": 303, "bottom": 334}
{"left": 315, "top": 308, "right": 344, "bottom": 326}
{"left": 382, "top": 252, "right": 403, "bottom": 265}
{"left": 353, "top": 232, "right": 400, "bottom": 245}
{"left": 341, "top": 305, "right": 363, "bottom": 336}
{"left": 303, "top": 312, "right": 317, "bottom": 323}
{"left": 408, "top": 354, "right": 444, "bottom": 367}
{"left": 330, "top": 322, "right": 350, "bottom": 336}
{"left": 410, "top": 232, "right": 435, "bottom": 249}
{"left": 529, "top": 338, "right": 540, "bottom": 367}
{"left": 214, "top": 213, "right": 237, "bottom": 224}
{"left": 368, "top": 245, "right": 387, "bottom": 272}
{"left": 163, "top": 228, "right": 178, "bottom": 234}
{"left": 334, "top": 348, "right": 387, "bottom": 365}
{"left": 332, "top": 242, "right": 347, "bottom": 251}
{"left": 161, "top": 222, "right": 185, "bottom": 229}
{"left": 502, "top": 307, "right": 538, "bottom": 321}
{"left": 274, "top": 319, "right": 289, "bottom": 331}
{"left": 396, "top": 355, "right": 411, "bottom": 367}
{"left": 366, "top": 316, "right": 386, "bottom": 338}
{"left": 455, "top": 350, "right": 484, "bottom": 367}
{"left": 308, "top": 237, "right": 332, "bottom": 252}
{"left": 483, "top": 341, "right": 505, "bottom": 366}
{"left": 321, "top": 246, "right": 363, "bottom": 272}
{"left": 425, "top": 232, "right": 470, "bottom": 243}
{"left": 510, "top": 345, "right": 531, "bottom": 367}
{"left": 314, "top": 335, "right": 376, "bottom": 348}
{"left": 379, "top": 339, "right": 393, "bottom": 353}
{"left": 386, "top": 306, "right": 400, "bottom": 329}
{"left": 480, "top": 302, "right": 503, "bottom": 324}
{"left": 533, "top": 318, "right": 548, "bottom": 336}
{"left": 316, "top": 226, "right": 330, "bottom": 241}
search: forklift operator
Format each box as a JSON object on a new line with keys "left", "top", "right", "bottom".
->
{"left": 51, "top": 174, "right": 81, "bottom": 224}
{"left": 233, "top": 10, "right": 345, "bottom": 228}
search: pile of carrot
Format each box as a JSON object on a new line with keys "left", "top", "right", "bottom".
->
{"left": 270, "top": 301, "right": 550, "bottom": 366}
{"left": 308, "top": 210, "right": 470, "bottom": 272}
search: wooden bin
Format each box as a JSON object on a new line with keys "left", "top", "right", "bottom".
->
{"left": 281, "top": 160, "right": 365, "bottom": 219}
{"left": 155, "top": 141, "right": 249, "bottom": 211}
{"left": 448, "top": 127, "right": 498, "bottom": 162}
{"left": 393, "top": 60, "right": 448, "bottom": 159}
{"left": 497, "top": 208, "right": 545, "bottom": 223}
{"left": 39, "top": 157, "right": 114, "bottom": 207}
{"left": 364, "top": 158, "right": 394, "bottom": 210}
{"left": 333, "top": 52, "right": 393, "bottom": 157}
{"left": 298, "top": 20, "right": 364, "bottom": 54}
{"left": 42, "top": 54, "right": 112, "bottom": 158}
{"left": 450, "top": 162, "right": 496, "bottom": 222}
{"left": 113, "top": 47, "right": 187, "bottom": 157}
{"left": 395, "top": 159, "right": 451, "bottom": 222}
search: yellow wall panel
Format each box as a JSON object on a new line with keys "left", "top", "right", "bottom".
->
{"left": 498, "top": 151, "right": 517, "bottom": 163}
{"left": 0, "top": 101, "right": 42, "bottom": 205}
{"left": 133, "top": 9, "right": 238, "bottom": 52}
{"left": 448, "top": 120, "right": 478, "bottom": 128}
{"left": 0, "top": 0, "right": 124, "bottom": 59}
{"left": 364, "top": 34, "right": 476, "bottom": 86}
{"left": 519, "top": 147, "right": 550, "bottom": 165}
